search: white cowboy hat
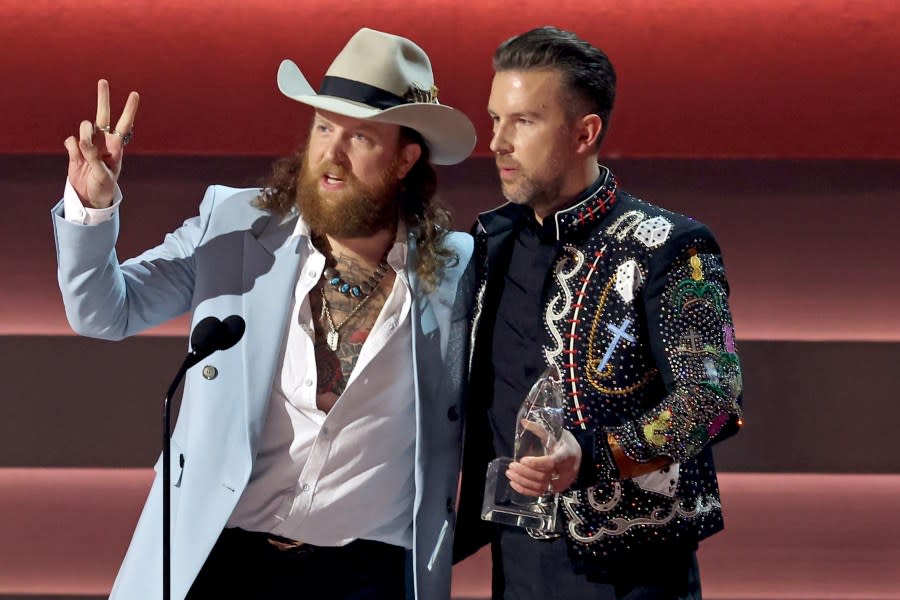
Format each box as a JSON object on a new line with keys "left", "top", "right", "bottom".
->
{"left": 277, "top": 27, "right": 476, "bottom": 165}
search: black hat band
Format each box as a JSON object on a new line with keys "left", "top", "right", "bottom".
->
{"left": 319, "top": 76, "right": 407, "bottom": 110}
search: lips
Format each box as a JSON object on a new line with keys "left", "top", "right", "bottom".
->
{"left": 319, "top": 168, "right": 348, "bottom": 191}
{"left": 497, "top": 163, "right": 519, "bottom": 180}
{"left": 496, "top": 159, "right": 519, "bottom": 178}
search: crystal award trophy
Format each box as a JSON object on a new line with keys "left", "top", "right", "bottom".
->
{"left": 481, "top": 367, "right": 565, "bottom": 534}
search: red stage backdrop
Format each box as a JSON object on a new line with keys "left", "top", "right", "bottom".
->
{"left": 2, "top": 0, "right": 898, "bottom": 158}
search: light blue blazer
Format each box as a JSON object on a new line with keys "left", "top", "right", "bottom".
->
{"left": 52, "top": 185, "right": 474, "bottom": 600}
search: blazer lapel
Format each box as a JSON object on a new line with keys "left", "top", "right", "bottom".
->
{"left": 241, "top": 212, "right": 302, "bottom": 450}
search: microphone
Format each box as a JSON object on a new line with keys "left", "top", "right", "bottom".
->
{"left": 184, "top": 315, "right": 246, "bottom": 369}
{"left": 163, "top": 315, "right": 245, "bottom": 600}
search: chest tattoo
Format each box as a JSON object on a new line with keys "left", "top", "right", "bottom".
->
{"left": 308, "top": 263, "right": 394, "bottom": 412}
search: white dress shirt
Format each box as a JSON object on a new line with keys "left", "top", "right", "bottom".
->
{"left": 62, "top": 179, "right": 121, "bottom": 225}
{"left": 64, "top": 183, "right": 417, "bottom": 549}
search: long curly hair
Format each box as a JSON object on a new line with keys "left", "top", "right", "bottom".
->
{"left": 256, "top": 127, "right": 456, "bottom": 293}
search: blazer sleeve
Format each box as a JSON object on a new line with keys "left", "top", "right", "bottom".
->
{"left": 52, "top": 185, "right": 221, "bottom": 340}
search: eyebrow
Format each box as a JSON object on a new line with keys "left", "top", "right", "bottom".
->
{"left": 352, "top": 123, "right": 380, "bottom": 134}
{"left": 314, "top": 115, "right": 381, "bottom": 136}
{"left": 488, "top": 109, "right": 543, "bottom": 119}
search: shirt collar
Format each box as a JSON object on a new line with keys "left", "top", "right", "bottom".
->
{"left": 477, "top": 165, "right": 619, "bottom": 242}
{"left": 289, "top": 210, "right": 408, "bottom": 269}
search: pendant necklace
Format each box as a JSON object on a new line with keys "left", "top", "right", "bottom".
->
{"left": 319, "top": 256, "right": 390, "bottom": 351}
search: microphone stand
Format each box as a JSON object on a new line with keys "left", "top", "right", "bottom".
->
{"left": 160, "top": 315, "right": 243, "bottom": 600}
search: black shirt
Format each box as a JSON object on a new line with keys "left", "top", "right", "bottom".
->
{"left": 488, "top": 177, "right": 605, "bottom": 458}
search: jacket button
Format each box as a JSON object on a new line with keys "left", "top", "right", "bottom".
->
{"left": 202, "top": 365, "right": 218, "bottom": 380}
{"left": 446, "top": 497, "right": 454, "bottom": 513}
{"left": 447, "top": 406, "right": 459, "bottom": 421}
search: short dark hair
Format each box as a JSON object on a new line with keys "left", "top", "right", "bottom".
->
{"left": 493, "top": 26, "right": 617, "bottom": 147}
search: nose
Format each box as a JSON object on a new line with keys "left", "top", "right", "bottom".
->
{"left": 489, "top": 121, "right": 512, "bottom": 155}
{"left": 323, "top": 135, "right": 348, "bottom": 165}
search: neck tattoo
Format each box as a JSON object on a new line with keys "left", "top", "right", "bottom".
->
{"left": 318, "top": 254, "right": 390, "bottom": 351}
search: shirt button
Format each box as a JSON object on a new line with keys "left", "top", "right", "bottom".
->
{"left": 301, "top": 483, "right": 310, "bottom": 492}
{"left": 304, "top": 378, "right": 314, "bottom": 387}
{"left": 307, "top": 269, "right": 318, "bottom": 278}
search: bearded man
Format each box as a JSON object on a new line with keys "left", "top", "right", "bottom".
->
{"left": 52, "top": 28, "right": 476, "bottom": 600}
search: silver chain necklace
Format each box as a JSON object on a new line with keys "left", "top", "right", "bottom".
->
{"left": 316, "top": 244, "right": 391, "bottom": 351}
{"left": 319, "top": 285, "right": 375, "bottom": 351}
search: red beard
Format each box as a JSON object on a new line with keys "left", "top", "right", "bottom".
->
{"left": 295, "top": 153, "right": 401, "bottom": 238}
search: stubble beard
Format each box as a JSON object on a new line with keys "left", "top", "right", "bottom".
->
{"left": 500, "top": 164, "right": 566, "bottom": 217}
{"left": 497, "top": 123, "right": 575, "bottom": 217}
{"left": 296, "top": 153, "right": 402, "bottom": 239}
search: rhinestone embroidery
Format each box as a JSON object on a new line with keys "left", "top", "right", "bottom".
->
{"left": 475, "top": 169, "right": 742, "bottom": 559}
{"left": 539, "top": 189, "right": 741, "bottom": 557}
{"left": 614, "top": 259, "right": 643, "bottom": 303}
{"left": 633, "top": 215, "right": 673, "bottom": 248}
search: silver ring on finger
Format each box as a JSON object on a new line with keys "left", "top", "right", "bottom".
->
{"left": 111, "top": 128, "right": 134, "bottom": 146}
{"left": 94, "top": 123, "right": 111, "bottom": 134}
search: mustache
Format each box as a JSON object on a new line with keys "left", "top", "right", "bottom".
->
{"left": 308, "top": 160, "right": 353, "bottom": 182}
{"left": 496, "top": 158, "right": 520, "bottom": 169}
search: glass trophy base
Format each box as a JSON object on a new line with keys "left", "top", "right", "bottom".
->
{"left": 481, "top": 457, "right": 559, "bottom": 533}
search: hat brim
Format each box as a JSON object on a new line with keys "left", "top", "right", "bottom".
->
{"left": 277, "top": 60, "right": 476, "bottom": 165}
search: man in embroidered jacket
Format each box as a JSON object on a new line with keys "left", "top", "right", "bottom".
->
{"left": 455, "top": 26, "right": 743, "bottom": 599}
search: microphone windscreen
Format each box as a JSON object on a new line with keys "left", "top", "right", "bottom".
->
{"left": 220, "top": 315, "right": 246, "bottom": 351}
{"left": 190, "top": 316, "right": 225, "bottom": 356}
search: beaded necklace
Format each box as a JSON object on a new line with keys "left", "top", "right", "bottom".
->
{"left": 323, "top": 260, "right": 389, "bottom": 298}
{"left": 318, "top": 254, "right": 390, "bottom": 351}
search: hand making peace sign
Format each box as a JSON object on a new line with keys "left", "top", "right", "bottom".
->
{"left": 64, "top": 79, "right": 140, "bottom": 209}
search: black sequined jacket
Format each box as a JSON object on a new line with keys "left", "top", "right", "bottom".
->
{"left": 458, "top": 167, "right": 743, "bottom": 561}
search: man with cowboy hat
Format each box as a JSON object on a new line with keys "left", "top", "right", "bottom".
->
{"left": 52, "top": 28, "right": 476, "bottom": 599}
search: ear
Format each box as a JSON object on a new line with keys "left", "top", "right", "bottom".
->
{"left": 574, "top": 113, "right": 603, "bottom": 156}
{"left": 396, "top": 141, "right": 422, "bottom": 179}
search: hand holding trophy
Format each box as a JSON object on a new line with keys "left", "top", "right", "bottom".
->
{"left": 481, "top": 367, "right": 565, "bottom": 535}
